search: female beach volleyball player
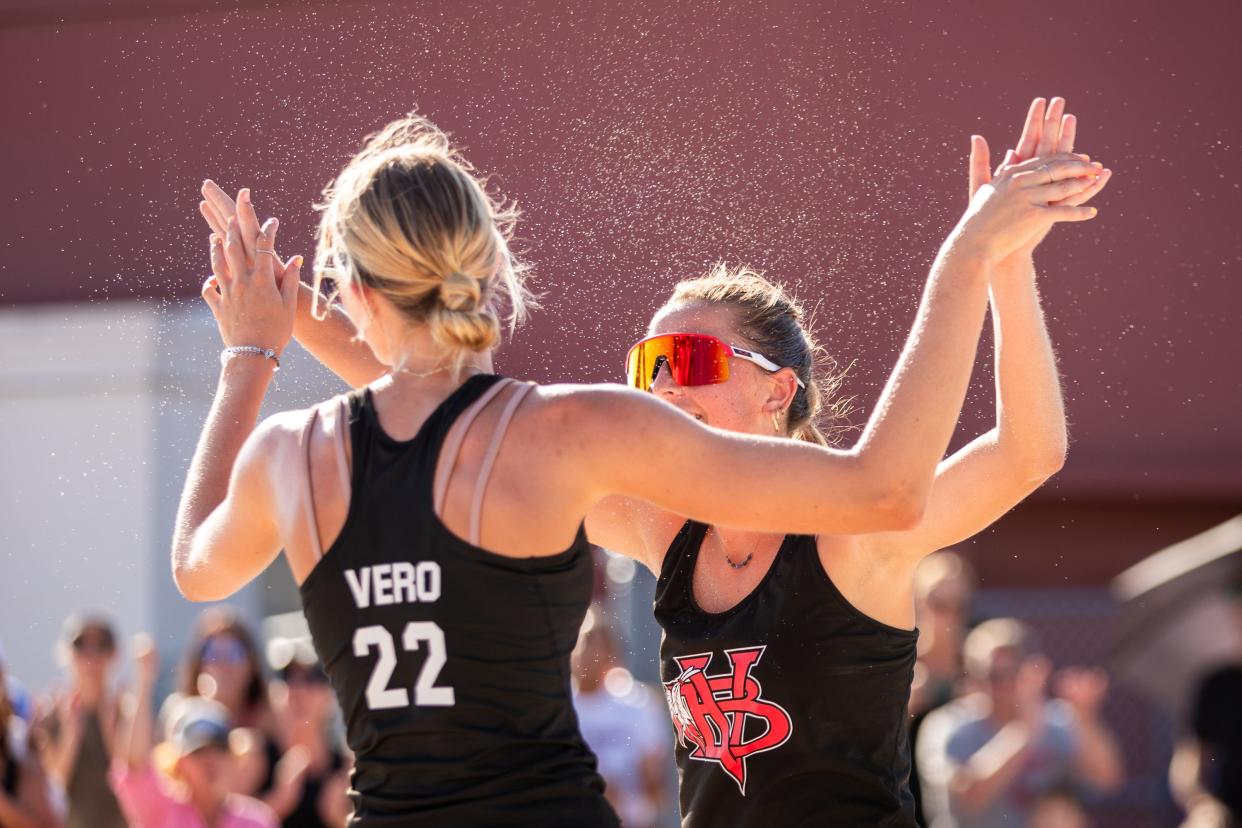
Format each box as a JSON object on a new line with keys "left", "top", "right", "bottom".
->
{"left": 186, "top": 102, "right": 1102, "bottom": 825}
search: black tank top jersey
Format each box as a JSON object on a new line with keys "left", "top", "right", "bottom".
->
{"left": 655, "top": 521, "right": 919, "bottom": 827}
{"left": 297, "top": 375, "right": 618, "bottom": 827}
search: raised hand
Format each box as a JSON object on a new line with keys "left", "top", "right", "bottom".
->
{"left": 1054, "top": 665, "right": 1110, "bottom": 721}
{"left": 131, "top": 634, "right": 159, "bottom": 692}
{"left": 200, "top": 199, "right": 302, "bottom": 356}
{"left": 969, "top": 97, "right": 1113, "bottom": 261}
{"left": 954, "top": 149, "right": 1102, "bottom": 265}
{"left": 200, "top": 181, "right": 290, "bottom": 272}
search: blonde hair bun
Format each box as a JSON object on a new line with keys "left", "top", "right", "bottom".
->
{"left": 312, "top": 113, "right": 535, "bottom": 362}
{"left": 439, "top": 270, "right": 483, "bottom": 312}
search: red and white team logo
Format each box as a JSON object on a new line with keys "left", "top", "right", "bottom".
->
{"left": 662, "top": 646, "right": 793, "bottom": 795}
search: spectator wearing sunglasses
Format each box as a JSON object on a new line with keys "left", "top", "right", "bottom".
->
{"left": 168, "top": 608, "right": 279, "bottom": 800}
{"left": 112, "top": 636, "right": 276, "bottom": 827}
{"left": 35, "top": 614, "right": 126, "bottom": 828}
{"left": 260, "top": 638, "right": 350, "bottom": 828}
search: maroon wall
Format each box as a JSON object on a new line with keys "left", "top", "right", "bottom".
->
{"left": 3, "top": 0, "right": 1239, "bottom": 584}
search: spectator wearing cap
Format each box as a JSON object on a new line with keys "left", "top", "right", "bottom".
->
{"left": 110, "top": 636, "right": 276, "bottom": 828}
{"left": 260, "top": 637, "right": 350, "bottom": 828}
{"left": 916, "top": 618, "right": 1124, "bottom": 828}
{"left": 170, "top": 608, "right": 277, "bottom": 798}
{"left": 35, "top": 614, "right": 126, "bottom": 828}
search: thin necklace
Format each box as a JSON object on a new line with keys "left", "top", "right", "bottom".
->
{"left": 716, "top": 528, "right": 762, "bottom": 569}
{"left": 391, "top": 363, "right": 483, "bottom": 380}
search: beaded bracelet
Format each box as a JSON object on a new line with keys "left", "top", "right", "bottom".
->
{"left": 220, "top": 345, "right": 280, "bottom": 370}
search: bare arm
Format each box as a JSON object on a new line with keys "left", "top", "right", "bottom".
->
{"left": 860, "top": 97, "right": 1112, "bottom": 565}
{"left": 576, "top": 145, "right": 1101, "bottom": 536}
{"left": 1074, "top": 712, "right": 1125, "bottom": 793}
{"left": 291, "top": 282, "right": 387, "bottom": 388}
{"left": 200, "top": 183, "right": 385, "bottom": 389}
{"left": 858, "top": 261, "right": 1067, "bottom": 561}
{"left": 115, "top": 639, "right": 160, "bottom": 771}
{"left": 949, "top": 719, "right": 1044, "bottom": 817}
{"left": 171, "top": 359, "right": 285, "bottom": 601}
{"left": 172, "top": 213, "right": 300, "bottom": 601}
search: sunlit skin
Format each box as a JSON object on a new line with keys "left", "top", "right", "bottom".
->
{"left": 583, "top": 96, "right": 1113, "bottom": 624}
{"left": 183, "top": 98, "right": 1109, "bottom": 627}
{"left": 174, "top": 95, "right": 1114, "bottom": 822}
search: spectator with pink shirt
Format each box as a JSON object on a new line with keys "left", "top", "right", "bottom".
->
{"left": 110, "top": 636, "right": 276, "bottom": 828}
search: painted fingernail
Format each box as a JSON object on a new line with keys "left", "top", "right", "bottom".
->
{"left": 1089, "top": 207, "right": 1098, "bottom": 217}
{"left": 1092, "top": 161, "right": 1104, "bottom": 169}
{"left": 293, "top": 256, "right": 304, "bottom": 268}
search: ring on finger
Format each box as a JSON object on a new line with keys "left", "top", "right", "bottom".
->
{"left": 255, "top": 248, "right": 275, "bottom": 255}
{"left": 1040, "top": 164, "right": 1054, "bottom": 185}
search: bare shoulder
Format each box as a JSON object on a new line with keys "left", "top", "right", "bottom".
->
{"left": 249, "top": 408, "right": 311, "bottom": 453}
{"left": 524, "top": 382, "right": 682, "bottom": 431}
{"left": 524, "top": 383, "right": 688, "bottom": 568}
{"left": 243, "top": 403, "right": 335, "bottom": 475}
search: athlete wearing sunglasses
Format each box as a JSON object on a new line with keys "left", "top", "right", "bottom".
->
{"left": 626, "top": 333, "right": 806, "bottom": 392}
{"left": 190, "top": 98, "right": 1107, "bottom": 826}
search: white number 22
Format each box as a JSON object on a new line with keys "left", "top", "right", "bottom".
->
{"left": 352, "top": 622, "right": 455, "bottom": 710}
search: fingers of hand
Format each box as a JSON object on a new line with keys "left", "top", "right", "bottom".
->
{"left": 1011, "top": 156, "right": 1101, "bottom": 188}
{"left": 1055, "top": 168, "right": 1112, "bottom": 206}
{"left": 1015, "top": 97, "right": 1046, "bottom": 159}
{"left": 210, "top": 234, "right": 233, "bottom": 294}
{"left": 1044, "top": 203, "right": 1099, "bottom": 223}
{"left": 199, "top": 200, "right": 227, "bottom": 237}
{"left": 201, "top": 180, "right": 239, "bottom": 229}
{"left": 281, "top": 255, "right": 304, "bottom": 311}
{"left": 237, "top": 189, "right": 263, "bottom": 266}
{"left": 969, "top": 135, "right": 991, "bottom": 200}
{"left": 201, "top": 277, "right": 222, "bottom": 313}
{"left": 1036, "top": 97, "right": 1066, "bottom": 156}
{"left": 224, "top": 216, "right": 249, "bottom": 285}
{"left": 1057, "top": 113, "right": 1077, "bottom": 154}
{"left": 255, "top": 217, "right": 279, "bottom": 281}
{"left": 1036, "top": 174, "right": 1102, "bottom": 203}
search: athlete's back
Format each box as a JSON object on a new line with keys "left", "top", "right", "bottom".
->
{"left": 297, "top": 375, "right": 617, "bottom": 827}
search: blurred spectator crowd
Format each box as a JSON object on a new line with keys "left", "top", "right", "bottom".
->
{"left": 2, "top": 555, "right": 1239, "bottom": 827}
{"left": 0, "top": 607, "right": 351, "bottom": 828}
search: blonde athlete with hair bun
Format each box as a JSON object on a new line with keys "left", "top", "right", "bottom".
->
{"left": 186, "top": 100, "right": 1105, "bottom": 825}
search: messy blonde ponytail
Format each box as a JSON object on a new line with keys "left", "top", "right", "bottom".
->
{"left": 312, "top": 114, "right": 532, "bottom": 364}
